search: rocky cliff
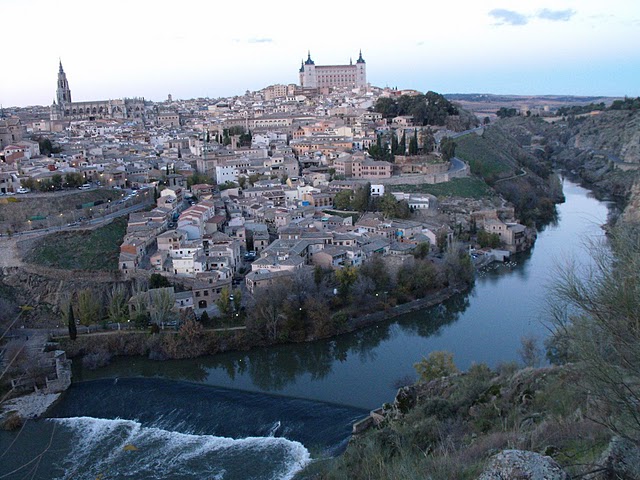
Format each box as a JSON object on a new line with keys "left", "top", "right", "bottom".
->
{"left": 495, "top": 111, "right": 640, "bottom": 222}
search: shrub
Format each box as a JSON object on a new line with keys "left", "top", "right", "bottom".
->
{"left": 414, "top": 350, "right": 458, "bottom": 382}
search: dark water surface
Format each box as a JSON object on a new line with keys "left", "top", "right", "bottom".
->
{"left": 0, "top": 178, "right": 611, "bottom": 479}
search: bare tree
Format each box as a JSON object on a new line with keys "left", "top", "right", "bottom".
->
{"left": 148, "top": 288, "right": 176, "bottom": 325}
{"left": 518, "top": 334, "right": 542, "bottom": 368}
{"left": 106, "top": 285, "right": 129, "bottom": 324}
{"left": 248, "top": 282, "right": 289, "bottom": 341}
{"left": 77, "top": 288, "right": 102, "bottom": 326}
{"left": 547, "top": 224, "right": 640, "bottom": 444}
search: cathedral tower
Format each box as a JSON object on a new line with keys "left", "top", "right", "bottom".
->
{"left": 56, "top": 60, "right": 72, "bottom": 106}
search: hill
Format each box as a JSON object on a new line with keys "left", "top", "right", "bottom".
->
{"left": 493, "top": 111, "right": 640, "bottom": 219}
{"left": 454, "top": 125, "right": 563, "bottom": 226}
{"left": 311, "top": 364, "right": 612, "bottom": 479}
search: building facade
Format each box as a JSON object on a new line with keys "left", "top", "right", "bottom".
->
{"left": 299, "top": 51, "right": 366, "bottom": 89}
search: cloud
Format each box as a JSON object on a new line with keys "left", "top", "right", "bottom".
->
{"left": 488, "top": 9, "right": 529, "bottom": 26}
{"left": 537, "top": 8, "right": 575, "bottom": 22}
{"left": 231, "top": 38, "right": 274, "bottom": 45}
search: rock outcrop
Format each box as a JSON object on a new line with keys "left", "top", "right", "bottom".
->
{"left": 598, "top": 437, "right": 640, "bottom": 480}
{"left": 478, "top": 449, "right": 569, "bottom": 480}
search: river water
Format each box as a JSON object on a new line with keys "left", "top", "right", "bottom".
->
{"left": 0, "top": 178, "right": 611, "bottom": 479}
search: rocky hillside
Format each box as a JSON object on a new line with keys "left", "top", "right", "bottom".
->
{"left": 494, "top": 111, "right": 640, "bottom": 220}
{"left": 310, "top": 364, "right": 638, "bottom": 480}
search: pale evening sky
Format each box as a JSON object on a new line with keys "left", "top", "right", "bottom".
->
{"left": 1, "top": 0, "right": 639, "bottom": 107}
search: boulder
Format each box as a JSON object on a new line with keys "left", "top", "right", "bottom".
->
{"left": 478, "top": 449, "right": 568, "bottom": 480}
{"left": 599, "top": 436, "right": 640, "bottom": 480}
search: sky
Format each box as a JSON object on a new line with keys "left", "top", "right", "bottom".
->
{"left": 1, "top": 0, "right": 639, "bottom": 107}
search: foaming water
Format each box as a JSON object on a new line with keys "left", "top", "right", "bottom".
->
{"left": 0, "top": 378, "right": 365, "bottom": 480}
{"left": 52, "top": 416, "right": 309, "bottom": 480}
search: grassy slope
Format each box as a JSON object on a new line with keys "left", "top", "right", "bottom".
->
{"left": 26, "top": 217, "right": 127, "bottom": 271}
{"left": 0, "top": 190, "right": 125, "bottom": 229}
{"left": 455, "top": 128, "right": 519, "bottom": 183}
{"left": 391, "top": 177, "right": 494, "bottom": 199}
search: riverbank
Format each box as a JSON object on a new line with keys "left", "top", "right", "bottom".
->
{"left": 57, "top": 283, "right": 467, "bottom": 366}
{"left": 1, "top": 392, "right": 61, "bottom": 424}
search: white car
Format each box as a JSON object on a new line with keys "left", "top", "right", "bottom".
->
{"left": 16, "top": 187, "right": 30, "bottom": 194}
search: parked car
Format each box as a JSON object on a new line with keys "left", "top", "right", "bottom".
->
{"left": 16, "top": 187, "right": 30, "bottom": 194}
{"left": 78, "top": 183, "right": 91, "bottom": 190}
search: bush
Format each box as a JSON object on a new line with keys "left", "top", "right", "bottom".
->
{"left": 82, "top": 350, "right": 112, "bottom": 370}
{"left": 414, "top": 351, "right": 458, "bottom": 382}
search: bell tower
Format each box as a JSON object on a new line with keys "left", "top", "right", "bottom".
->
{"left": 56, "top": 60, "right": 72, "bottom": 106}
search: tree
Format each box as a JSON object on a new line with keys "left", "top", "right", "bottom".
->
{"left": 380, "top": 192, "right": 399, "bottom": 219}
{"left": 414, "top": 351, "right": 458, "bottom": 382}
{"left": 351, "top": 183, "right": 371, "bottom": 212}
{"left": 518, "top": 335, "right": 542, "bottom": 368}
{"left": 422, "top": 129, "right": 436, "bottom": 153}
{"left": 391, "top": 132, "right": 399, "bottom": 155}
{"left": 148, "top": 288, "right": 176, "bottom": 325}
{"left": 313, "top": 265, "right": 325, "bottom": 291}
{"left": 77, "top": 288, "right": 102, "bottom": 326}
{"left": 106, "top": 285, "right": 129, "bottom": 324}
{"left": 51, "top": 174, "right": 63, "bottom": 190}
{"left": 477, "top": 229, "right": 501, "bottom": 248}
{"left": 232, "top": 288, "right": 242, "bottom": 313}
{"left": 436, "top": 228, "right": 449, "bottom": 253}
{"left": 149, "top": 273, "right": 171, "bottom": 289}
{"left": 216, "top": 286, "right": 232, "bottom": 317}
{"left": 247, "top": 281, "right": 289, "bottom": 341}
{"left": 440, "top": 136, "right": 456, "bottom": 161}
{"left": 335, "top": 266, "right": 359, "bottom": 301}
{"left": 408, "top": 129, "right": 419, "bottom": 156}
{"left": 360, "top": 255, "right": 391, "bottom": 292}
{"left": 547, "top": 224, "right": 640, "bottom": 444}
{"left": 413, "top": 242, "right": 430, "bottom": 259}
{"left": 333, "top": 189, "right": 352, "bottom": 210}
{"left": 187, "top": 172, "right": 215, "bottom": 187}
{"left": 39, "top": 137, "right": 54, "bottom": 156}
{"left": 65, "top": 172, "right": 84, "bottom": 188}
{"left": 496, "top": 107, "right": 518, "bottom": 118}
{"left": 68, "top": 303, "right": 77, "bottom": 340}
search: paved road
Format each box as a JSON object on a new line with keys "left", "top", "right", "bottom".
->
{"left": 0, "top": 198, "right": 153, "bottom": 238}
{"left": 448, "top": 157, "right": 467, "bottom": 174}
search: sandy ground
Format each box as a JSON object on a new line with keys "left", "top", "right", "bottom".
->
{"left": 1, "top": 392, "right": 60, "bottom": 419}
{"left": 0, "top": 237, "right": 24, "bottom": 268}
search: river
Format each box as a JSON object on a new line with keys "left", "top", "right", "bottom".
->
{"left": 0, "top": 178, "right": 612, "bottom": 479}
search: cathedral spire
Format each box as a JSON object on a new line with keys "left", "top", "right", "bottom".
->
{"left": 56, "top": 59, "right": 72, "bottom": 106}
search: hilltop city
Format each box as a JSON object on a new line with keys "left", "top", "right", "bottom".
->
{"left": 0, "top": 52, "right": 550, "bottom": 321}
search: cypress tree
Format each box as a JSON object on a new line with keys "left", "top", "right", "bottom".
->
{"left": 68, "top": 303, "right": 77, "bottom": 340}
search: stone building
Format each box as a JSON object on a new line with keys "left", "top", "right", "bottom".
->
{"left": 50, "top": 60, "right": 145, "bottom": 121}
{"left": 299, "top": 51, "right": 366, "bottom": 89}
